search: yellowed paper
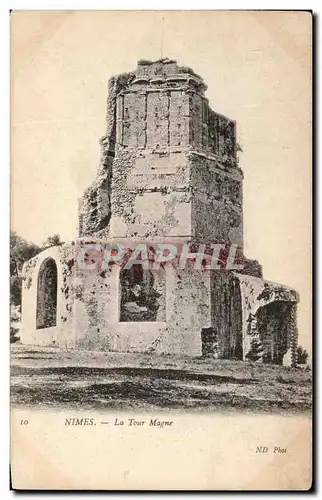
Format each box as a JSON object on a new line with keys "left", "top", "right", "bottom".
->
{"left": 10, "top": 10, "right": 312, "bottom": 491}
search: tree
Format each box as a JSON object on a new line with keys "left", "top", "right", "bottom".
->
{"left": 10, "top": 231, "right": 63, "bottom": 343}
{"left": 42, "top": 234, "right": 63, "bottom": 249}
{"left": 10, "top": 305, "right": 21, "bottom": 343}
{"left": 10, "top": 231, "right": 41, "bottom": 275}
{"left": 10, "top": 231, "right": 41, "bottom": 306}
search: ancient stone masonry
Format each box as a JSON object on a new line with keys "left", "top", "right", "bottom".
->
{"left": 78, "top": 72, "right": 135, "bottom": 236}
{"left": 20, "top": 58, "right": 299, "bottom": 365}
{"left": 78, "top": 58, "right": 243, "bottom": 244}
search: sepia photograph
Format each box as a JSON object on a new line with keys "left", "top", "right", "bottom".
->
{"left": 10, "top": 9, "right": 312, "bottom": 490}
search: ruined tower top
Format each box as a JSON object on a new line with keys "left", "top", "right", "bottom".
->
{"left": 79, "top": 59, "right": 242, "bottom": 245}
{"left": 131, "top": 58, "right": 207, "bottom": 94}
{"left": 111, "top": 58, "right": 237, "bottom": 162}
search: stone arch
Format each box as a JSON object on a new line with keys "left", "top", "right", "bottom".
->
{"left": 255, "top": 300, "right": 295, "bottom": 365}
{"left": 36, "top": 258, "right": 58, "bottom": 329}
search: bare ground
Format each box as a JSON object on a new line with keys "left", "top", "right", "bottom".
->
{"left": 10, "top": 343, "right": 312, "bottom": 414}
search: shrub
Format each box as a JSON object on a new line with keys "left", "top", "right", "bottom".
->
{"left": 246, "top": 338, "right": 264, "bottom": 362}
{"left": 297, "top": 346, "right": 309, "bottom": 365}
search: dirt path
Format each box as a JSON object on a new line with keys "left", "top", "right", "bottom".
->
{"left": 10, "top": 344, "right": 312, "bottom": 414}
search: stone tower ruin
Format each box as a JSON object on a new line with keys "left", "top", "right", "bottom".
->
{"left": 20, "top": 59, "right": 299, "bottom": 365}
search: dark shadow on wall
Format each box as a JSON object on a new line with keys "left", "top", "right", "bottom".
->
{"left": 120, "top": 265, "right": 165, "bottom": 322}
{"left": 256, "top": 301, "right": 293, "bottom": 365}
{"left": 36, "top": 258, "right": 58, "bottom": 329}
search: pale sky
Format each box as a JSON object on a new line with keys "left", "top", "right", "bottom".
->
{"left": 11, "top": 11, "right": 312, "bottom": 350}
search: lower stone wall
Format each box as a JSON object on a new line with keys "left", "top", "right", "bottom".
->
{"left": 158, "top": 266, "right": 211, "bottom": 356}
{"left": 71, "top": 264, "right": 211, "bottom": 357}
{"left": 20, "top": 244, "right": 299, "bottom": 365}
{"left": 209, "top": 271, "right": 243, "bottom": 359}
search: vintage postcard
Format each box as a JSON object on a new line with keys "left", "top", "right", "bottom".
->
{"left": 10, "top": 10, "right": 312, "bottom": 490}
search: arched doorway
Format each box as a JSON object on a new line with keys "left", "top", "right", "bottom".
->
{"left": 256, "top": 300, "right": 292, "bottom": 364}
{"left": 36, "top": 258, "right": 58, "bottom": 329}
